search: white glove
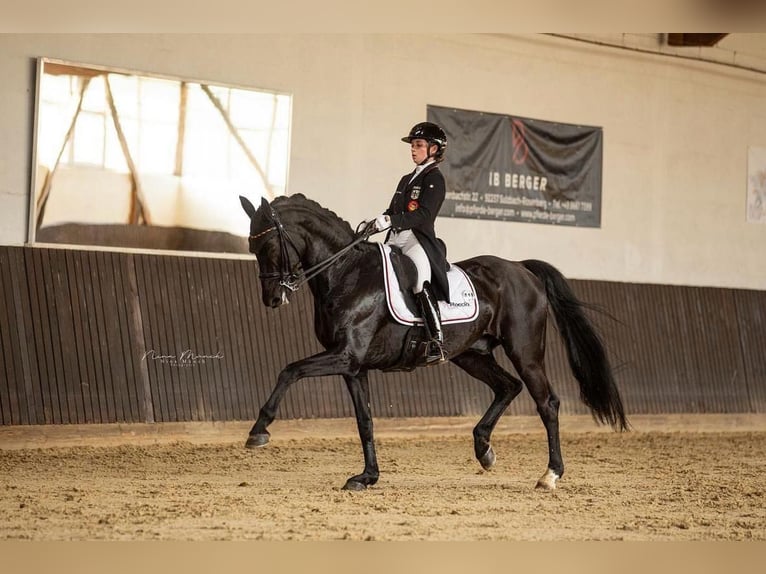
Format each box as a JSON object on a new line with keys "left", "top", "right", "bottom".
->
{"left": 374, "top": 214, "right": 391, "bottom": 232}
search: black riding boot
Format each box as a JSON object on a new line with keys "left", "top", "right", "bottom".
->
{"left": 416, "top": 283, "right": 446, "bottom": 365}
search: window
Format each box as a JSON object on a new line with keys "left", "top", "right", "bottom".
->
{"left": 32, "top": 59, "right": 292, "bottom": 254}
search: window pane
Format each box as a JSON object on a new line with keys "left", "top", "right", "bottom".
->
{"left": 229, "top": 89, "right": 276, "bottom": 129}
{"left": 140, "top": 78, "right": 180, "bottom": 122}
{"left": 274, "top": 94, "right": 291, "bottom": 130}
{"left": 108, "top": 73, "right": 139, "bottom": 121}
{"left": 268, "top": 130, "right": 290, "bottom": 187}
{"left": 139, "top": 123, "right": 176, "bottom": 174}
{"left": 183, "top": 103, "right": 229, "bottom": 180}
{"left": 81, "top": 77, "right": 106, "bottom": 113}
{"left": 72, "top": 112, "right": 104, "bottom": 165}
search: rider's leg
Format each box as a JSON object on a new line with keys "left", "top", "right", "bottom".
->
{"left": 388, "top": 231, "right": 445, "bottom": 363}
{"left": 416, "top": 283, "right": 446, "bottom": 363}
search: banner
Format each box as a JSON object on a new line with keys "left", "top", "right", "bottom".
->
{"left": 428, "top": 105, "right": 603, "bottom": 227}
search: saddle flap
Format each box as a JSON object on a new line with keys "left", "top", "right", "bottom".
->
{"left": 378, "top": 243, "right": 479, "bottom": 326}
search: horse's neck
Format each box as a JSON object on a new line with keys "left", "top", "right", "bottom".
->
{"left": 292, "top": 221, "right": 352, "bottom": 268}
{"left": 288, "top": 216, "right": 367, "bottom": 301}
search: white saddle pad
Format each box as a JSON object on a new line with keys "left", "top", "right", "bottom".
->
{"left": 378, "top": 243, "right": 479, "bottom": 326}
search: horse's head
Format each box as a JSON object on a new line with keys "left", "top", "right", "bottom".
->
{"left": 240, "top": 195, "right": 301, "bottom": 308}
{"left": 241, "top": 193, "right": 357, "bottom": 308}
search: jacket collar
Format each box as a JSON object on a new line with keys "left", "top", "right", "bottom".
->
{"left": 409, "top": 160, "right": 437, "bottom": 183}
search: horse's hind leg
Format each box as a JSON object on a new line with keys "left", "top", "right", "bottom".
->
{"left": 506, "top": 346, "right": 563, "bottom": 490}
{"left": 450, "top": 349, "right": 524, "bottom": 470}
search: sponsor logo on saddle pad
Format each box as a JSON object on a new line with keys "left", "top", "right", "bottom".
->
{"left": 377, "top": 243, "right": 479, "bottom": 326}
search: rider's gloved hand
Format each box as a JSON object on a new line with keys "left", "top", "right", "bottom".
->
{"left": 373, "top": 214, "right": 391, "bottom": 232}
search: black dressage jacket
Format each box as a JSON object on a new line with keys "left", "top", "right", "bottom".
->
{"left": 384, "top": 163, "right": 450, "bottom": 302}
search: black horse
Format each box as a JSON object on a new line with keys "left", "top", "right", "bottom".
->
{"left": 239, "top": 193, "right": 627, "bottom": 491}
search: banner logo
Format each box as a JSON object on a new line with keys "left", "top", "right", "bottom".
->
{"left": 511, "top": 119, "right": 528, "bottom": 166}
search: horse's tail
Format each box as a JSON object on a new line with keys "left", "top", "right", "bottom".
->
{"left": 522, "top": 259, "right": 628, "bottom": 431}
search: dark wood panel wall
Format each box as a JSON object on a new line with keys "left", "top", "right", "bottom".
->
{"left": 0, "top": 245, "right": 764, "bottom": 426}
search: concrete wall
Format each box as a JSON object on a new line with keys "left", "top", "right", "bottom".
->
{"left": 1, "top": 34, "right": 765, "bottom": 289}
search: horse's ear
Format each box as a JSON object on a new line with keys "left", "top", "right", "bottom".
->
{"left": 260, "top": 196, "right": 270, "bottom": 211}
{"left": 240, "top": 196, "right": 257, "bottom": 219}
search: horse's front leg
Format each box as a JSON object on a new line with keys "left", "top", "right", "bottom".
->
{"left": 342, "top": 372, "right": 379, "bottom": 491}
{"left": 246, "top": 350, "right": 353, "bottom": 448}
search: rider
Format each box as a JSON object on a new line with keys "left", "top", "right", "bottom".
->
{"left": 373, "top": 122, "right": 450, "bottom": 364}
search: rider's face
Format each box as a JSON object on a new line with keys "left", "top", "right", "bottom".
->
{"left": 410, "top": 139, "right": 435, "bottom": 165}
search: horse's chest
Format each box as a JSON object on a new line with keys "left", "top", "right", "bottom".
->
{"left": 313, "top": 303, "right": 345, "bottom": 346}
{"left": 313, "top": 292, "right": 371, "bottom": 348}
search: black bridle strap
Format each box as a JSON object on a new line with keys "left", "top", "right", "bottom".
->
{"left": 255, "top": 212, "right": 376, "bottom": 292}
{"left": 255, "top": 219, "right": 302, "bottom": 285}
{"left": 292, "top": 220, "right": 380, "bottom": 288}
{"left": 289, "top": 233, "right": 368, "bottom": 289}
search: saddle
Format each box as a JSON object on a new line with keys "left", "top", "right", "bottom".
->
{"left": 378, "top": 243, "right": 479, "bottom": 326}
{"left": 377, "top": 243, "right": 479, "bottom": 371}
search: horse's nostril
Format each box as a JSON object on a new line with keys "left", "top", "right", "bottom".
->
{"left": 270, "top": 297, "right": 282, "bottom": 308}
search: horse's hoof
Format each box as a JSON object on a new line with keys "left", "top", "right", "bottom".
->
{"left": 245, "top": 433, "right": 270, "bottom": 449}
{"left": 342, "top": 480, "right": 367, "bottom": 492}
{"left": 535, "top": 468, "right": 560, "bottom": 490}
{"left": 479, "top": 446, "right": 496, "bottom": 470}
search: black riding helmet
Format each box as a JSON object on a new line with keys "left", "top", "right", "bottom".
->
{"left": 402, "top": 122, "right": 447, "bottom": 162}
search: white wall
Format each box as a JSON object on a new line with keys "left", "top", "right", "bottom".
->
{"left": 1, "top": 34, "right": 765, "bottom": 290}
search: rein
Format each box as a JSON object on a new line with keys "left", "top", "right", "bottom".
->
{"left": 251, "top": 207, "right": 377, "bottom": 293}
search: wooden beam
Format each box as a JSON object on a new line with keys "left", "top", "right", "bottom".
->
{"left": 667, "top": 33, "right": 728, "bottom": 47}
{"left": 174, "top": 81, "right": 188, "bottom": 177}
{"left": 42, "top": 62, "right": 105, "bottom": 78}
{"left": 43, "top": 62, "right": 134, "bottom": 79}
{"left": 104, "top": 76, "right": 152, "bottom": 225}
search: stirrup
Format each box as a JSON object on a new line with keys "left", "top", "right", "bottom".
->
{"left": 424, "top": 340, "right": 447, "bottom": 365}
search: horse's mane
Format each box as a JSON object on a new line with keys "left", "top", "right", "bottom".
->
{"left": 274, "top": 193, "right": 355, "bottom": 236}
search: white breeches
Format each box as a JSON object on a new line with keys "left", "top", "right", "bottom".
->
{"left": 387, "top": 230, "right": 431, "bottom": 293}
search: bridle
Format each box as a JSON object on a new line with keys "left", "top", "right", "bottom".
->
{"left": 250, "top": 203, "right": 376, "bottom": 294}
